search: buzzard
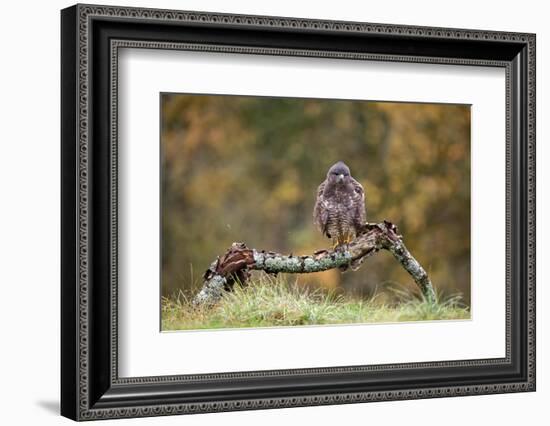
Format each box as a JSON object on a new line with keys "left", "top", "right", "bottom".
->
{"left": 313, "top": 161, "right": 366, "bottom": 270}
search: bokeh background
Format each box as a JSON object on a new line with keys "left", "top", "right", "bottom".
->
{"left": 161, "top": 94, "right": 471, "bottom": 305}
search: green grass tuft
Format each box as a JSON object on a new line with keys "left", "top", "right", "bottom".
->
{"left": 162, "top": 275, "right": 470, "bottom": 331}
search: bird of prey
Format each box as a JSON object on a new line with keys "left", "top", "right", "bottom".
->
{"left": 313, "top": 161, "right": 366, "bottom": 270}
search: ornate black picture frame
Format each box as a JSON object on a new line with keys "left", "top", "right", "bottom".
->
{"left": 61, "top": 3, "right": 536, "bottom": 421}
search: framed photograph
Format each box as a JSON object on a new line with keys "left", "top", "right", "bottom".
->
{"left": 61, "top": 4, "right": 536, "bottom": 421}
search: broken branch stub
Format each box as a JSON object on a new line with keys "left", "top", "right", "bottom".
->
{"left": 192, "top": 221, "right": 436, "bottom": 307}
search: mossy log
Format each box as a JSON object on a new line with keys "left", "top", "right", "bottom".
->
{"left": 192, "top": 221, "right": 436, "bottom": 306}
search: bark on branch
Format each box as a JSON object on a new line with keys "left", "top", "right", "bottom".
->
{"left": 193, "top": 221, "right": 436, "bottom": 307}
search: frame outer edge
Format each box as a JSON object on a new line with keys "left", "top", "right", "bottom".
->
{"left": 527, "top": 33, "right": 535, "bottom": 390}
{"left": 66, "top": 4, "right": 536, "bottom": 420}
{"left": 61, "top": 4, "right": 80, "bottom": 422}
{"left": 77, "top": 2, "right": 91, "bottom": 420}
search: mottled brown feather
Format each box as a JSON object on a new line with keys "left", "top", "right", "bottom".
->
{"left": 313, "top": 175, "right": 366, "bottom": 244}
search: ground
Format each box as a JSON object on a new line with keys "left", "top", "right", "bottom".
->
{"left": 161, "top": 276, "right": 470, "bottom": 331}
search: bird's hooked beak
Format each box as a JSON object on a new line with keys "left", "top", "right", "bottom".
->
{"left": 337, "top": 174, "right": 345, "bottom": 183}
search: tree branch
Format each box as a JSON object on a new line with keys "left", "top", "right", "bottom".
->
{"left": 192, "top": 221, "right": 436, "bottom": 307}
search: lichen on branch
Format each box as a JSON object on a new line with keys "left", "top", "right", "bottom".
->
{"left": 192, "top": 221, "right": 436, "bottom": 307}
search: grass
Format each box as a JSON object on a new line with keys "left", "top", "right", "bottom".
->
{"left": 161, "top": 275, "right": 470, "bottom": 331}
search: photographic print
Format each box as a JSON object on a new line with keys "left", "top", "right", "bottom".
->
{"left": 160, "top": 94, "right": 471, "bottom": 331}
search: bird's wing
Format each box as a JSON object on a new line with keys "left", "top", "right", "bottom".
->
{"left": 350, "top": 177, "right": 367, "bottom": 226}
{"left": 313, "top": 180, "right": 330, "bottom": 236}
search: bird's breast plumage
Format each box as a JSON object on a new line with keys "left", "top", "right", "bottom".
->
{"left": 315, "top": 181, "right": 365, "bottom": 242}
{"left": 313, "top": 170, "right": 366, "bottom": 241}
{"left": 313, "top": 164, "right": 367, "bottom": 268}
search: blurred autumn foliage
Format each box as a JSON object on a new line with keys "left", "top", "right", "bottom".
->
{"left": 161, "top": 94, "right": 470, "bottom": 305}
